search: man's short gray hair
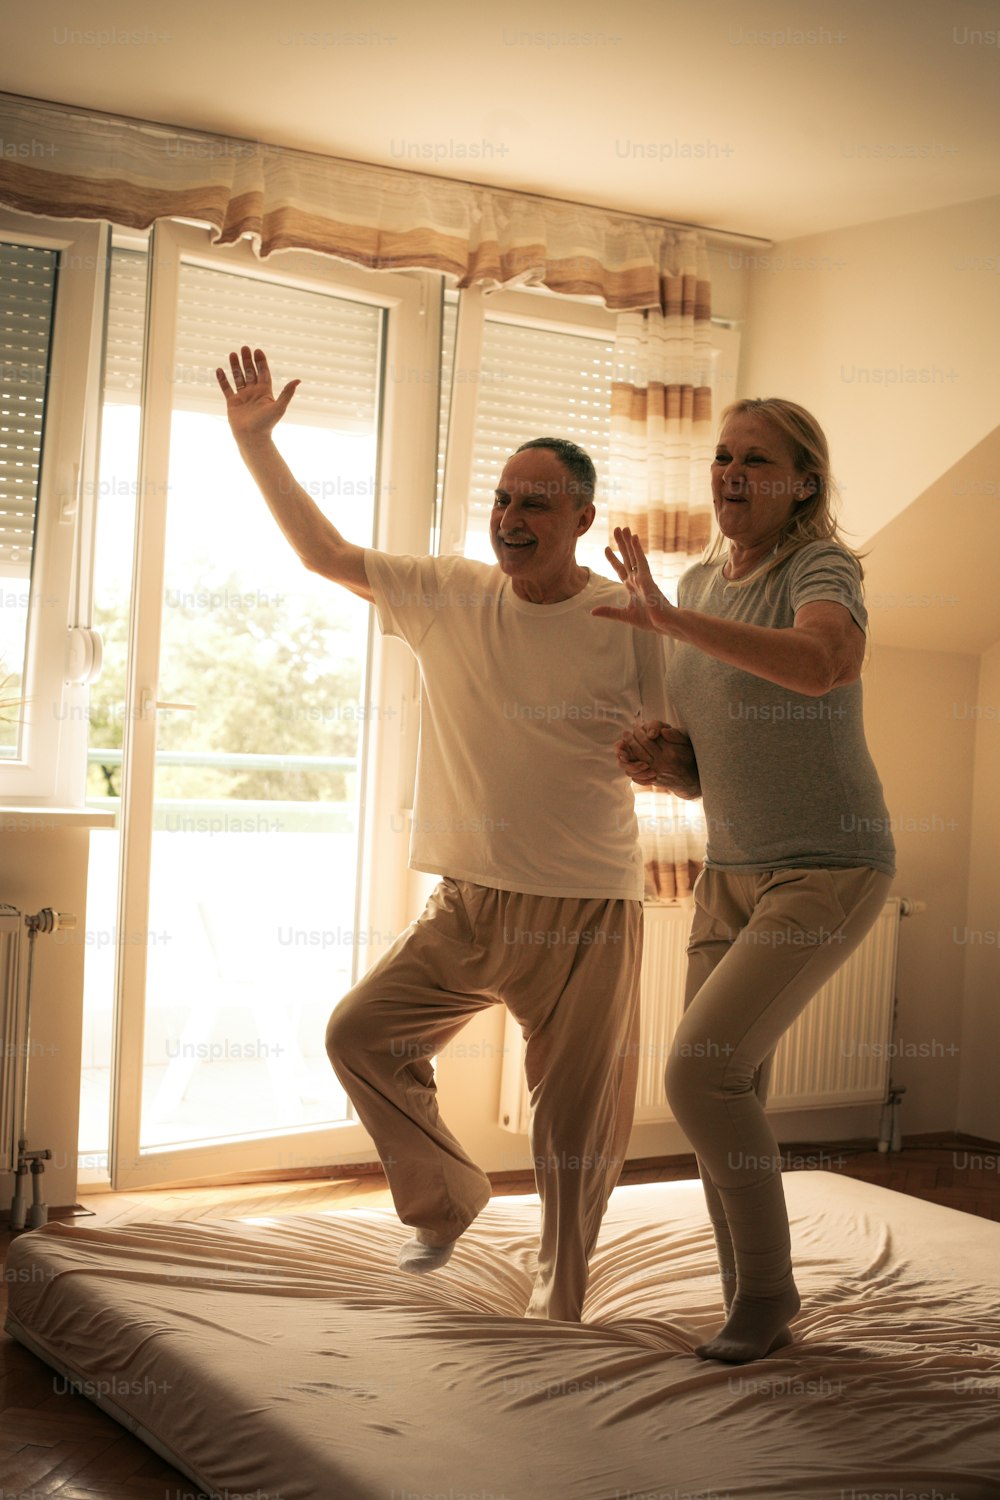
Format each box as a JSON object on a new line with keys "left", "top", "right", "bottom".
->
{"left": 513, "top": 437, "right": 597, "bottom": 510}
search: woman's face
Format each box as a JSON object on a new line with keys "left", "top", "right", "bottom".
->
{"left": 711, "top": 411, "right": 813, "bottom": 553}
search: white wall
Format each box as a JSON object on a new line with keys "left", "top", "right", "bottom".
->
{"left": 958, "top": 640, "right": 1000, "bottom": 1140}
{"left": 860, "top": 645, "right": 979, "bottom": 1135}
{"left": 727, "top": 194, "right": 1000, "bottom": 1150}
{"left": 737, "top": 193, "right": 1000, "bottom": 548}
{"left": 0, "top": 817, "right": 101, "bottom": 1212}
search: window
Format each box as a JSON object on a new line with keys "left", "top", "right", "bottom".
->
{"left": 0, "top": 241, "right": 57, "bottom": 758}
{"left": 76, "top": 222, "right": 442, "bottom": 1188}
{"left": 0, "top": 213, "right": 107, "bottom": 803}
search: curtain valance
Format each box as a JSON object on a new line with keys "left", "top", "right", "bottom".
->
{"left": 0, "top": 94, "right": 711, "bottom": 314}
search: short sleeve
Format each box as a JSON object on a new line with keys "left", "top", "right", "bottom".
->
{"left": 788, "top": 544, "right": 868, "bottom": 634}
{"left": 364, "top": 552, "right": 494, "bottom": 650}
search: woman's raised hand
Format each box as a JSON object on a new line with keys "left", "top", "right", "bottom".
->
{"left": 591, "top": 527, "right": 679, "bottom": 635}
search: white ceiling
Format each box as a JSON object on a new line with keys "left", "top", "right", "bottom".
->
{"left": 4, "top": 0, "right": 1000, "bottom": 242}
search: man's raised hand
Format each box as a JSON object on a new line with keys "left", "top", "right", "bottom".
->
{"left": 215, "top": 346, "right": 300, "bottom": 445}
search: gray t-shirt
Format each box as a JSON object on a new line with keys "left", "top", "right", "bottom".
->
{"left": 670, "top": 541, "right": 896, "bottom": 875}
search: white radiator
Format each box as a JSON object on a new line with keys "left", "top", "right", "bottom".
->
{"left": 499, "top": 897, "right": 902, "bottom": 1133}
{"left": 0, "top": 905, "right": 29, "bottom": 1171}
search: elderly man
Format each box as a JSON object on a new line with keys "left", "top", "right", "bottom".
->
{"left": 216, "top": 346, "right": 698, "bottom": 1321}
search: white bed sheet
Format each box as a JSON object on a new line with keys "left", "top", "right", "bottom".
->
{"left": 5, "top": 1172, "right": 1000, "bottom": 1500}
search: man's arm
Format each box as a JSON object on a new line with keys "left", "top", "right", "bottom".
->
{"left": 216, "top": 346, "right": 374, "bottom": 603}
{"left": 617, "top": 722, "right": 702, "bottom": 801}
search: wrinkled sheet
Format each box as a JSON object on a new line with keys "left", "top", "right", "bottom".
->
{"left": 5, "top": 1172, "right": 999, "bottom": 1500}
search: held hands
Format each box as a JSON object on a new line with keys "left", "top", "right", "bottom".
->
{"left": 591, "top": 527, "right": 679, "bottom": 636}
{"left": 615, "top": 720, "right": 701, "bottom": 799}
{"left": 215, "top": 346, "right": 300, "bottom": 446}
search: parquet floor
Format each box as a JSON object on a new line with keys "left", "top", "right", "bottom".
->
{"left": 1, "top": 1136, "right": 997, "bottom": 1499}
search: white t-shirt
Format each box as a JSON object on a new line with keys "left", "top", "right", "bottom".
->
{"left": 365, "top": 552, "right": 671, "bottom": 900}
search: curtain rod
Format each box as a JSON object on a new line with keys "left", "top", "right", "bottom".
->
{"left": 4, "top": 90, "right": 773, "bottom": 252}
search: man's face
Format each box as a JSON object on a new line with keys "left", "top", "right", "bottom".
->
{"left": 489, "top": 448, "right": 595, "bottom": 587}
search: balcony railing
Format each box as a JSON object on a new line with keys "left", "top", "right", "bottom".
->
{"left": 86, "top": 747, "right": 359, "bottom": 831}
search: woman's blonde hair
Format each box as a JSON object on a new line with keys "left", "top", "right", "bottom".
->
{"left": 704, "top": 397, "right": 864, "bottom": 585}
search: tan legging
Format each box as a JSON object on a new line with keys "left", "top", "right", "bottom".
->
{"left": 326, "top": 877, "right": 643, "bottom": 1322}
{"left": 665, "top": 865, "right": 894, "bottom": 1304}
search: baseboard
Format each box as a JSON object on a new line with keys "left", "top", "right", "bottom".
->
{"left": 54, "top": 1135, "right": 999, "bottom": 1202}
{"left": 489, "top": 1134, "right": 1000, "bottom": 1192}
{"left": 0, "top": 1202, "right": 81, "bottom": 1230}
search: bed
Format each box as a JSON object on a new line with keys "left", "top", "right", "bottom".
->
{"left": 5, "top": 1172, "right": 999, "bottom": 1500}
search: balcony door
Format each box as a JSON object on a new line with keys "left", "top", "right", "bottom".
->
{"left": 87, "top": 223, "right": 438, "bottom": 1188}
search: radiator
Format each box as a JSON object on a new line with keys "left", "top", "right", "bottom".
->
{"left": 0, "top": 905, "right": 29, "bottom": 1171}
{"left": 499, "top": 897, "right": 902, "bottom": 1133}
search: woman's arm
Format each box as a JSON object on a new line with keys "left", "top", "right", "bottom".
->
{"left": 592, "top": 527, "right": 864, "bottom": 699}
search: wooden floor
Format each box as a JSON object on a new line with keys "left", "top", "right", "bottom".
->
{"left": 1, "top": 1135, "right": 997, "bottom": 1499}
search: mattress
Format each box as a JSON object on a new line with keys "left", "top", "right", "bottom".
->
{"left": 5, "top": 1172, "right": 999, "bottom": 1500}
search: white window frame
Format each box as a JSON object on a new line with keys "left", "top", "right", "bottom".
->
{"left": 0, "top": 209, "right": 109, "bottom": 806}
{"left": 71, "top": 219, "right": 441, "bottom": 1189}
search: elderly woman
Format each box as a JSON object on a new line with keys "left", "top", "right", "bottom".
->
{"left": 594, "top": 397, "right": 895, "bottom": 1365}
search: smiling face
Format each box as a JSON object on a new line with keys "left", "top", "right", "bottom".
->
{"left": 711, "top": 411, "right": 815, "bottom": 567}
{"left": 490, "top": 448, "right": 595, "bottom": 601}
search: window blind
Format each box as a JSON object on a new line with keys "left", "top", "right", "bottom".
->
{"left": 0, "top": 241, "right": 57, "bottom": 577}
{"left": 103, "top": 250, "right": 382, "bottom": 432}
{"left": 467, "top": 318, "right": 613, "bottom": 532}
{"left": 102, "top": 247, "right": 147, "bottom": 403}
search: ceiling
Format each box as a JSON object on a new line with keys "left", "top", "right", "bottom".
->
{"left": 4, "top": 0, "right": 1000, "bottom": 242}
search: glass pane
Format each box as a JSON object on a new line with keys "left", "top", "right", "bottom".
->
{"left": 0, "top": 242, "right": 58, "bottom": 758}
{"left": 464, "top": 319, "right": 615, "bottom": 576}
{"left": 140, "top": 262, "right": 382, "bottom": 1153}
{"left": 80, "top": 247, "right": 147, "bottom": 1170}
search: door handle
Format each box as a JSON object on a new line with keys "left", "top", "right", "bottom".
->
{"left": 139, "top": 690, "right": 197, "bottom": 716}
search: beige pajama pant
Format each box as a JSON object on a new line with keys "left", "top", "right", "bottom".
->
{"left": 665, "top": 864, "right": 894, "bottom": 1306}
{"left": 326, "top": 877, "right": 643, "bottom": 1322}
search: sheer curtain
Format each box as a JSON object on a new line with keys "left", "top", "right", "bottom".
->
{"left": 607, "top": 277, "right": 716, "bottom": 901}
